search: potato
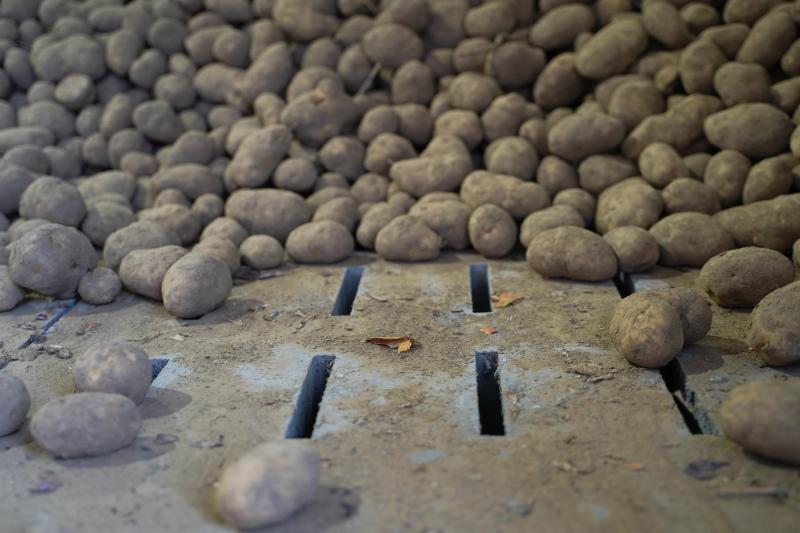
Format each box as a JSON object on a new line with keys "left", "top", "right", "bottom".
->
{"left": 224, "top": 125, "right": 291, "bottom": 189}
{"left": 240, "top": 235, "right": 284, "bottom": 270}
{"left": 355, "top": 202, "right": 405, "bottom": 250}
{"left": 520, "top": 205, "right": 585, "bottom": 248}
{"left": 81, "top": 201, "right": 137, "bottom": 247}
{"left": 364, "top": 132, "right": 417, "bottom": 174}
{"left": 642, "top": 1, "right": 691, "bottom": 50}
{"left": 742, "top": 155, "right": 794, "bottom": 204}
{"left": 650, "top": 212, "right": 734, "bottom": 267}
{"left": 529, "top": 4, "right": 594, "bottom": 50}
{"left": 408, "top": 199, "right": 471, "bottom": 251}
{"left": 536, "top": 156, "right": 578, "bottom": 195}
{"left": 719, "top": 379, "right": 800, "bottom": 465}
{"left": 703, "top": 149, "right": 751, "bottom": 207}
{"left": 468, "top": 204, "right": 517, "bottom": 258}
{"left": 610, "top": 293, "right": 684, "bottom": 368}
{"left": 285, "top": 221, "right": 354, "bottom": 264}
{"left": 312, "top": 197, "right": 359, "bottom": 232}
{"left": 553, "top": 188, "right": 596, "bottom": 226}
{"left": 78, "top": 267, "right": 122, "bottom": 306}
{"left": 485, "top": 41, "right": 545, "bottom": 90}
{"left": 577, "top": 155, "right": 636, "bottom": 194}
{"left": 154, "top": 163, "right": 224, "bottom": 199}
{"left": 194, "top": 237, "right": 241, "bottom": 275}
{"left": 19, "top": 176, "right": 86, "bottom": 227}
{"left": 679, "top": 39, "right": 727, "bottom": 95}
{"left": 225, "top": 189, "right": 311, "bottom": 242}
{"left": 638, "top": 142, "right": 688, "bottom": 188}
{"left": 375, "top": 215, "right": 441, "bottom": 261}
{"left": 603, "top": 226, "right": 660, "bottom": 273}
{"left": 460, "top": 170, "right": 550, "bottom": 220}
{"left": 9, "top": 223, "right": 96, "bottom": 298}
{"left": 736, "top": 7, "right": 796, "bottom": 69}
{"left": 484, "top": 137, "right": 538, "bottom": 181}
{"left": 704, "top": 103, "right": 794, "bottom": 159}
{"left": 215, "top": 441, "right": 320, "bottom": 529}
{"left": 0, "top": 374, "right": 29, "bottom": 436}
{"left": 73, "top": 342, "right": 151, "bottom": 404}
{"left": 713, "top": 193, "right": 800, "bottom": 254}
{"left": 137, "top": 204, "right": 201, "bottom": 245}
{"left": 350, "top": 173, "right": 389, "bottom": 204}
{"left": 700, "top": 247, "right": 795, "bottom": 308}
{"left": 0, "top": 264, "right": 25, "bottom": 312}
{"left": 607, "top": 80, "right": 664, "bottom": 129}
{"left": 533, "top": 52, "right": 588, "bottom": 109}
{"left": 713, "top": 62, "right": 771, "bottom": 107}
{"left": 526, "top": 226, "right": 618, "bottom": 282}
{"left": 662, "top": 178, "right": 721, "bottom": 215}
{"left": 272, "top": 158, "right": 318, "bottom": 193}
{"left": 120, "top": 245, "right": 187, "bottom": 301}
{"left": 596, "top": 178, "right": 664, "bottom": 234}
{"left": 575, "top": 17, "right": 649, "bottom": 80}
{"left": 646, "top": 287, "right": 712, "bottom": 345}
{"left": 794, "top": 239, "right": 800, "bottom": 269}
{"left": 747, "top": 281, "right": 800, "bottom": 366}
{"left": 31, "top": 393, "right": 141, "bottom": 459}
{"left": 200, "top": 217, "right": 248, "bottom": 247}
{"left": 319, "top": 136, "right": 364, "bottom": 180}
{"left": 547, "top": 112, "right": 626, "bottom": 163}
{"left": 0, "top": 164, "right": 36, "bottom": 215}
{"left": 162, "top": 252, "right": 232, "bottom": 318}
{"left": 448, "top": 72, "right": 501, "bottom": 113}
{"left": 362, "top": 23, "right": 423, "bottom": 69}
{"left": 390, "top": 149, "right": 473, "bottom": 198}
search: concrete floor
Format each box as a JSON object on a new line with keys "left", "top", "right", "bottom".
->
{"left": 1, "top": 253, "right": 798, "bottom": 532}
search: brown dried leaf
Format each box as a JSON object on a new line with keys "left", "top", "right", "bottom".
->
{"left": 492, "top": 290, "right": 523, "bottom": 308}
{"left": 480, "top": 326, "right": 498, "bottom": 335}
{"left": 364, "top": 336, "right": 415, "bottom": 353}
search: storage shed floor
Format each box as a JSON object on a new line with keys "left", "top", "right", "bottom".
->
{"left": 1, "top": 253, "right": 798, "bottom": 532}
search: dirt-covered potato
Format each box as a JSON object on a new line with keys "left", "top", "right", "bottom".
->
{"left": 73, "top": 342, "right": 151, "bottom": 405}
{"left": 700, "top": 247, "right": 795, "bottom": 308}
{"left": 0, "top": 374, "right": 29, "bottom": 436}
{"left": 162, "top": 252, "right": 232, "bottom": 319}
{"left": 703, "top": 149, "right": 751, "bottom": 207}
{"left": 596, "top": 178, "right": 664, "bottom": 234}
{"left": 610, "top": 293, "right": 684, "bottom": 368}
{"left": 375, "top": 215, "right": 441, "bottom": 261}
{"left": 137, "top": 204, "right": 201, "bottom": 245}
{"left": 747, "top": 281, "right": 800, "bottom": 366}
{"left": 468, "top": 204, "right": 517, "bottom": 258}
{"left": 78, "top": 267, "right": 122, "bottom": 306}
{"left": 547, "top": 112, "right": 626, "bottom": 163}
{"left": 355, "top": 202, "right": 405, "bottom": 250}
{"left": 285, "top": 221, "right": 354, "bottom": 264}
{"left": 553, "top": 188, "right": 596, "bottom": 225}
{"left": 240, "top": 235, "right": 284, "bottom": 269}
{"left": 484, "top": 137, "right": 539, "bottom": 181}
{"left": 460, "top": 171, "right": 550, "bottom": 219}
{"left": 194, "top": 237, "right": 241, "bottom": 275}
{"left": 215, "top": 441, "right": 321, "bottom": 529}
{"left": 603, "top": 226, "right": 660, "bottom": 273}
{"left": 9, "top": 223, "right": 96, "bottom": 298}
{"left": 794, "top": 239, "right": 800, "bottom": 269}
{"left": 742, "top": 155, "right": 794, "bottom": 205}
{"left": 662, "top": 178, "right": 721, "bottom": 215}
{"left": 536, "top": 156, "right": 578, "bottom": 195}
{"left": 19, "top": 176, "right": 86, "bottom": 227}
{"left": 646, "top": 287, "right": 712, "bottom": 345}
{"left": 526, "top": 226, "right": 618, "bottom": 282}
{"left": 649, "top": 212, "right": 734, "bottom": 267}
{"left": 519, "top": 205, "right": 585, "bottom": 248}
{"left": 575, "top": 17, "right": 649, "bottom": 80}
{"left": 704, "top": 103, "right": 794, "bottom": 159}
{"left": 0, "top": 265, "right": 25, "bottom": 312}
{"left": 225, "top": 189, "right": 311, "bottom": 242}
{"left": 408, "top": 199, "right": 471, "bottom": 251}
{"left": 577, "top": 155, "right": 636, "bottom": 194}
{"left": 30, "top": 393, "right": 142, "bottom": 459}
{"left": 719, "top": 379, "right": 800, "bottom": 465}
{"left": 120, "top": 245, "right": 187, "bottom": 301}
{"left": 714, "top": 193, "right": 800, "bottom": 254}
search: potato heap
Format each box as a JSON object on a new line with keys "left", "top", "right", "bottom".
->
{"left": 0, "top": 0, "right": 798, "bottom": 321}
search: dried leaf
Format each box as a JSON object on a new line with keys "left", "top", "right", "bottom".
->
{"left": 168, "top": 334, "right": 185, "bottom": 342}
{"left": 480, "top": 326, "right": 498, "bottom": 335}
{"left": 626, "top": 461, "right": 644, "bottom": 471}
{"left": 365, "top": 336, "right": 414, "bottom": 353}
{"left": 492, "top": 290, "right": 523, "bottom": 308}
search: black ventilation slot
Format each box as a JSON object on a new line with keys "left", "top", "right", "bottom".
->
{"left": 285, "top": 355, "right": 336, "bottom": 439}
{"left": 470, "top": 263, "right": 492, "bottom": 313}
{"left": 475, "top": 350, "right": 505, "bottom": 436}
{"left": 18, "top": 297, "right": 79, "bottom": 349}
{"left": 150, "top": 358, "right": 170, "bottom": 382}
{"left": 613, "top": 272, "right": 635, "bottom": 298}
{"left": 331, "top": 266, "right": 365, "bottom": 316}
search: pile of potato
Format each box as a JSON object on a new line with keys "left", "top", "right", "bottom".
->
{"left": 0, "top": 0, "right": 797, "bottom": 320}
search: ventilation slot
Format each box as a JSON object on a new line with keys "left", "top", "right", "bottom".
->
{"left": 285, "top": 355, "right": 336, "bottom": 439}
{"left": 475, "top": 350, "right": 505, "bottom": 436}
{"left": 331, "top": 266, "right": 365, "bottom": 316}
{"left": 470, "top": 264, "right": 492, "bottom": 313}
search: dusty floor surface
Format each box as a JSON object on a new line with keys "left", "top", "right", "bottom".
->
{"left": 1, "top": 253, "right": 798, "bottom": 532}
